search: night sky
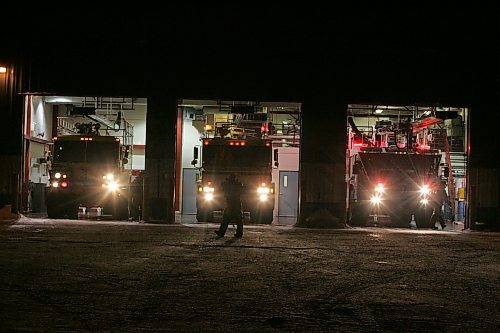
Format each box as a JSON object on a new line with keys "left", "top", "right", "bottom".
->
{"left": 3, "top": 4, "right": 500, "bottom": 101}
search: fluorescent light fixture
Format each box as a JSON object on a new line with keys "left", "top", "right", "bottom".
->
{"left": 44, "top": 97, "right": 73, "bottom": 103}
{"left": 0, "top": 66, "right": 7, "bottom": 73}
{"left": 375, "top": 109, "right": 383, "bottom": 114}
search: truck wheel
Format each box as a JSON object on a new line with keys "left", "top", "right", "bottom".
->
{"left": 46, "top": 205, "right": 62, "bottom": 219}
{"left": 196, "top": 209, "right": 214, "bottom": 222}
{"left": 61, "top": 205, "right": 78, "bottom": 219}
{"left": 349, "top": 204, "right": 368, "bottom": 227}
{"left": 113, "top": 200, "right": 129, "bottom": 220}
{"left": 260, "top": 208, "right": 274, "bottom": 224}
{"left": 390, "top": 213, "right": 409, "bottom": 228}
{"left": 250, "top": 209, "right": 274, "bottom": 224}
{"left": 415, "top": 209, "right": 432, "bottom": 229}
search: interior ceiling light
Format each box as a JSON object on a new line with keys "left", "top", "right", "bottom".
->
{"left": 45, "top": 97, "right": 73, "bottom": 103}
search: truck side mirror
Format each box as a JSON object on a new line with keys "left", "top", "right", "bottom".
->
{"left": 442, "top": 166, "right": 449, "bottom": 177}
{"left": 273, "top": 149, "right": 279, "bottom": 168}
{"left": 191, "top": 159, "right": 198, "bottom": 166}
{"left": 193, "top": 146, "right": 199, "bottom": 160}
{"left": 124, "top": 145, "right": 131, "bottom": 158}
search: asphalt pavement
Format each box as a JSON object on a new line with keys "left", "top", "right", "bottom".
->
{"left": 0, "top": 216, "right": 499, "bottom": 332}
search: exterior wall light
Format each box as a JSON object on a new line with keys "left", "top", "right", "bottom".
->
{"left": 0, "top": 66, "right": 7, "bottom": 73}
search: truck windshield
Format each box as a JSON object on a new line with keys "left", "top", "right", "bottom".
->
{"left": 203, "top": 146, "right": 271, "bottom": 168}
{"left": 54, "top": 141, "right": 118, "bottom": 165}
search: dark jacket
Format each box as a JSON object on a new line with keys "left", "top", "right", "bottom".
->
{"left": 221, "top": 177, "right": 243, "bottom": 214}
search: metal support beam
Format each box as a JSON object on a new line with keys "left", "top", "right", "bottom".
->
{"left": 297, "top": 100, "right": 347, "bottom": 228}
{"left": 142, "top": 94, "right": 177, "bottom": 223}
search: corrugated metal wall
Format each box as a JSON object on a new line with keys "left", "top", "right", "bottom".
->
{"left": 468, "top": 168, "right": 500, "bottom": 231}
{"left": 0, "top": 55, "right": 28, "bottom": 212}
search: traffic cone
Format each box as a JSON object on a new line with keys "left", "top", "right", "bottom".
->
{"left": 409, "top": 214, "right": 417, "bottom": 229}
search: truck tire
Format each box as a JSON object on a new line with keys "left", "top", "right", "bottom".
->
{"left": 113, "top": 199, "right": 129, "bottom": 220}
{"left": 196, "top": 209, "right": 214, "bottom": 222}
{"left": 47, "top": 203, "right": 78, "bottom": 219}
{"left": 414, "top": 209, "right": 433, "bottom": 229}
{"left": 250, "top": 208, "right": 274, "bottom": 224}
{"left": 389, "top": 213, "right": 409, "bottom": 228}
{"left": 46, "top": 205, "right": 62, "bottom": 219}
{"left": 349, "top": 203, "right": 368, "bottom": 227}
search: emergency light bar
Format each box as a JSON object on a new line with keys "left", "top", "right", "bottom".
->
{"left": 228, "top": 141, "right": 246, "bottom": 146}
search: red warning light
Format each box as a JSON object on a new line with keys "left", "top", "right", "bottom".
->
{"left": 265, "top": 142, "right": 271, "bottom": 147}
{"left": 353, "top": 141, "right": 364, "bottom": 147}
{"left": 60, "top": 181, "right": 69, "bottom": 188}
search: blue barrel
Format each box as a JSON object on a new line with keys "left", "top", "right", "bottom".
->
{"left": 457, "top": 201, "right": 465, "bottom": 221}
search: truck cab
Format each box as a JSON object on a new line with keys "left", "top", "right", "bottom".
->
{"left": 45, "top": 135, "right": 129, "bottom": 219}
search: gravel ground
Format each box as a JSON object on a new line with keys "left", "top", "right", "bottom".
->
{"left": 0, "top": 217, "right": 499, "bottom": 332}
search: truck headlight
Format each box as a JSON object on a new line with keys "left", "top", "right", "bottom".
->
{"left": 370, "top": 195, "right": 382, "bottom": 205}
{"left": 420, "top": 198, "right": 429, "bottom": 205}
{"left": 257, "top": 186, "right": 270, "bottom": 194}
{"left": 420, "top": 184, "right": 430, "bottom": 195}
{"left": 103, "top": 173, "right": 114, "bottom": 181}
{"left": 54, "top": 172, "right": 61, "bottom": 179}
{"left": 108, "top": 181, "right": 119, "bottom": 191}
{"left": 52, "top": 181, "right": 59, "bottom": 188}
{"left": 203, "top": 186, "right": 215, "bottom": 193}
{"left": 259, "top": 194, "right": 269, "bottom": 202}
{"left": 374, "top": 182, "right": 384, "bottom": 193}
{"left": 204, "top": 193, "right": 214, "bottom": 201}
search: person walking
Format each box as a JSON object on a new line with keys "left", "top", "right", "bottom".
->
{"left": 430, "top": 180, "right": 450, "bottom": 230}
{"left": 215, "top": 173, "right": 244, "bottom": 238}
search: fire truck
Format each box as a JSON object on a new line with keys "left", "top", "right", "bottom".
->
{"left": 347, "top": 117, "right": 443, "bottom": 228}
{"left": 45, "top": 130, "right": 131, "bottom": 219}
{"left": 193, "top": 125, "right": 275, "bottom": 224}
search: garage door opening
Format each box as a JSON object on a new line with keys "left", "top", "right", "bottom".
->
{"left": 22, "top": 95, "right": 147, "bottom": 220}
{"left": 177, "top": 99, "right": 301, "bottom": 226}
{"left": 346, "top": 104, "right": 468, "bottom": 229}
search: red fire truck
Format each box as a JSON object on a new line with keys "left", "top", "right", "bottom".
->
{"left": 194, "top": 134, "right": 275, "bottom": 224}
{"left": 347, "top": 117, "right": 443, "bottom": 228}
{"left": 45, "top": 134, "right": 130, "bottom": 219}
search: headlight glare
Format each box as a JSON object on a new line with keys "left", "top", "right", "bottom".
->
{"left": 257, "top": 187, "right": 270, "bottom": 194}
{"left": 374, "top": 183, "right": 384, "bottom": 193}
{"left": 420, "top": 184, "right": 430, "bottom": 195}
{"left": 108, "top": 181, "right": 119, "bottom": 191}
{"left": 203, "top": 186, "right": 215, "bottom": 193}
{"left": 370, "top": 195, "right": 382, "bottom": 205}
